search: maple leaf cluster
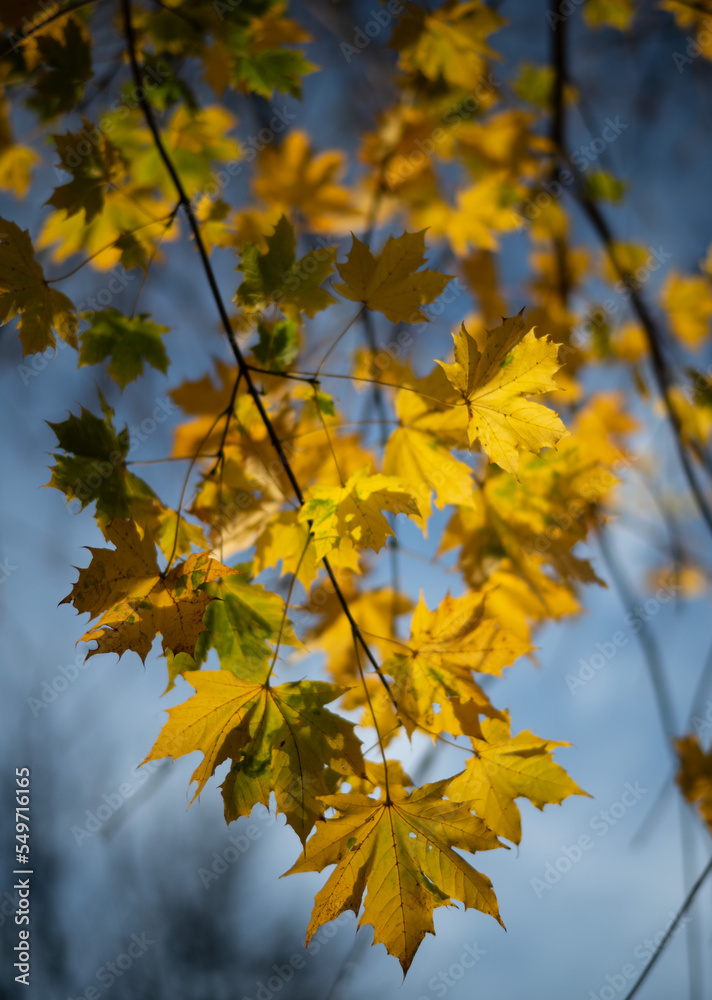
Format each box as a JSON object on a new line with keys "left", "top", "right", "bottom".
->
{"left": 3, "top": 0, "right": 708, "bottom": 977}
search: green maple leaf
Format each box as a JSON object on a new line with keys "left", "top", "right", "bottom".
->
{"left": 46, "top": 393, "right": 155, "bottom": 527}
{"left": 236, "top": 215, "right": 336, "bottom": 319}
{"left": 233, "top": 49, "right": 316, "bottom": 99}
{"left": 79, "top": 308, "right": 170, "bottom": 389}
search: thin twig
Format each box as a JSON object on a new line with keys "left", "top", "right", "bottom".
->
{"left": 621, "top": 853, "right": 712, "bottom": 1000}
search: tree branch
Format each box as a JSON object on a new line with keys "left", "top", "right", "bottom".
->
{"left": 121, "top": 0, "right": 397, "bottom": 710}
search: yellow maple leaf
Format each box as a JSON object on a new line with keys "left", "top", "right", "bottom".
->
{"left": 299, "top": 466, "right": 421, "bottom": 562}
{"left": 285, "top": 779, "right": 505, "bottom": 972}
{"left": 0, "top": 218, "right": 77, "bottom": 355}
{"left": 334, "top": 230, "right": 452, "bottom": 323}
{"left": 62, "top": 518, "right": 236, "bottom": 662}
{"left": 253, "top": 510, "right": 321, "bottom": 588}
{"left": 393, "top": 0, "right": 505, "bottom": 92}
{"left": 299, "top": 466, "right": 419, "bottom": 559}
{"left": 448, "top": 715, "right": 589, "bottom": 844}
{"left": 412, "top": 174, "right": 523, "bottom": 255}
{"left": 144, "top": 669, "right": 365, "bottom": 843}
{"left": 0, "top": 145, "right": 39, "bottom": 198}
{"left": 387, "top": 591, "right": 529, "bottom": 738}
{"left": 252, "top": 130, "right": 358, "bottom": 233}
{"left": 38, "top": 186, "right": 178, "bottom": 270}
{"left": 483, "top": 566, "right": 580, "bottom": 639}
{"left": 437, "top": 397, "right": 629, "bottom": 594}
{"left": 436, "top": 313, "right": 568, "bottom": 474}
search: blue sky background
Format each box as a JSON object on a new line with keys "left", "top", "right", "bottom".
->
{"left": 2, "top": 2, "right": 712, "bottom": 998}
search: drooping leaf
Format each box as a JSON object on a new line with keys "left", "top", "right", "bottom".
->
{"left": 391, "top": 0, "right": 505, "bottom": 91}
{"left": 46, "top": 393, "right": 154, "bottom": 528}
{"left": 675, "top": 734, "right": 712, "bottom": 831}
{"left": 286, "top": 779, "right": 505, "bottom": 972}
{"left": 383, "top": 384, "right": 474, "bottom": 525}
{"left": 193, "top": 573, "right": 303, "bottom": 677}
{"left": 299, "top": 466, "right": 422, "bottom": 562}
{"left": 47, "top": 121, "right": 122, "bottom": 223}
{"left": 27, "top": 17, "right": 93, "bottom": 120}
{"left": 252, "top": 316, "right": 299, "bottom": 370}
{"left": 386, "top": 591, "right": 529, "bottom": 738}
{"left": 250, "top": 130, "right": 358, "bottom": 233}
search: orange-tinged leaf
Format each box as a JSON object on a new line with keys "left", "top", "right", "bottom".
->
{"left": 251, "top": 131, "right": 358, "bottom": 233}
{"left": 62, "top": 519, "right": 236, "bottom": 662}
{"left": 675, "top": 733, "right": 712, "bottom": 831}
